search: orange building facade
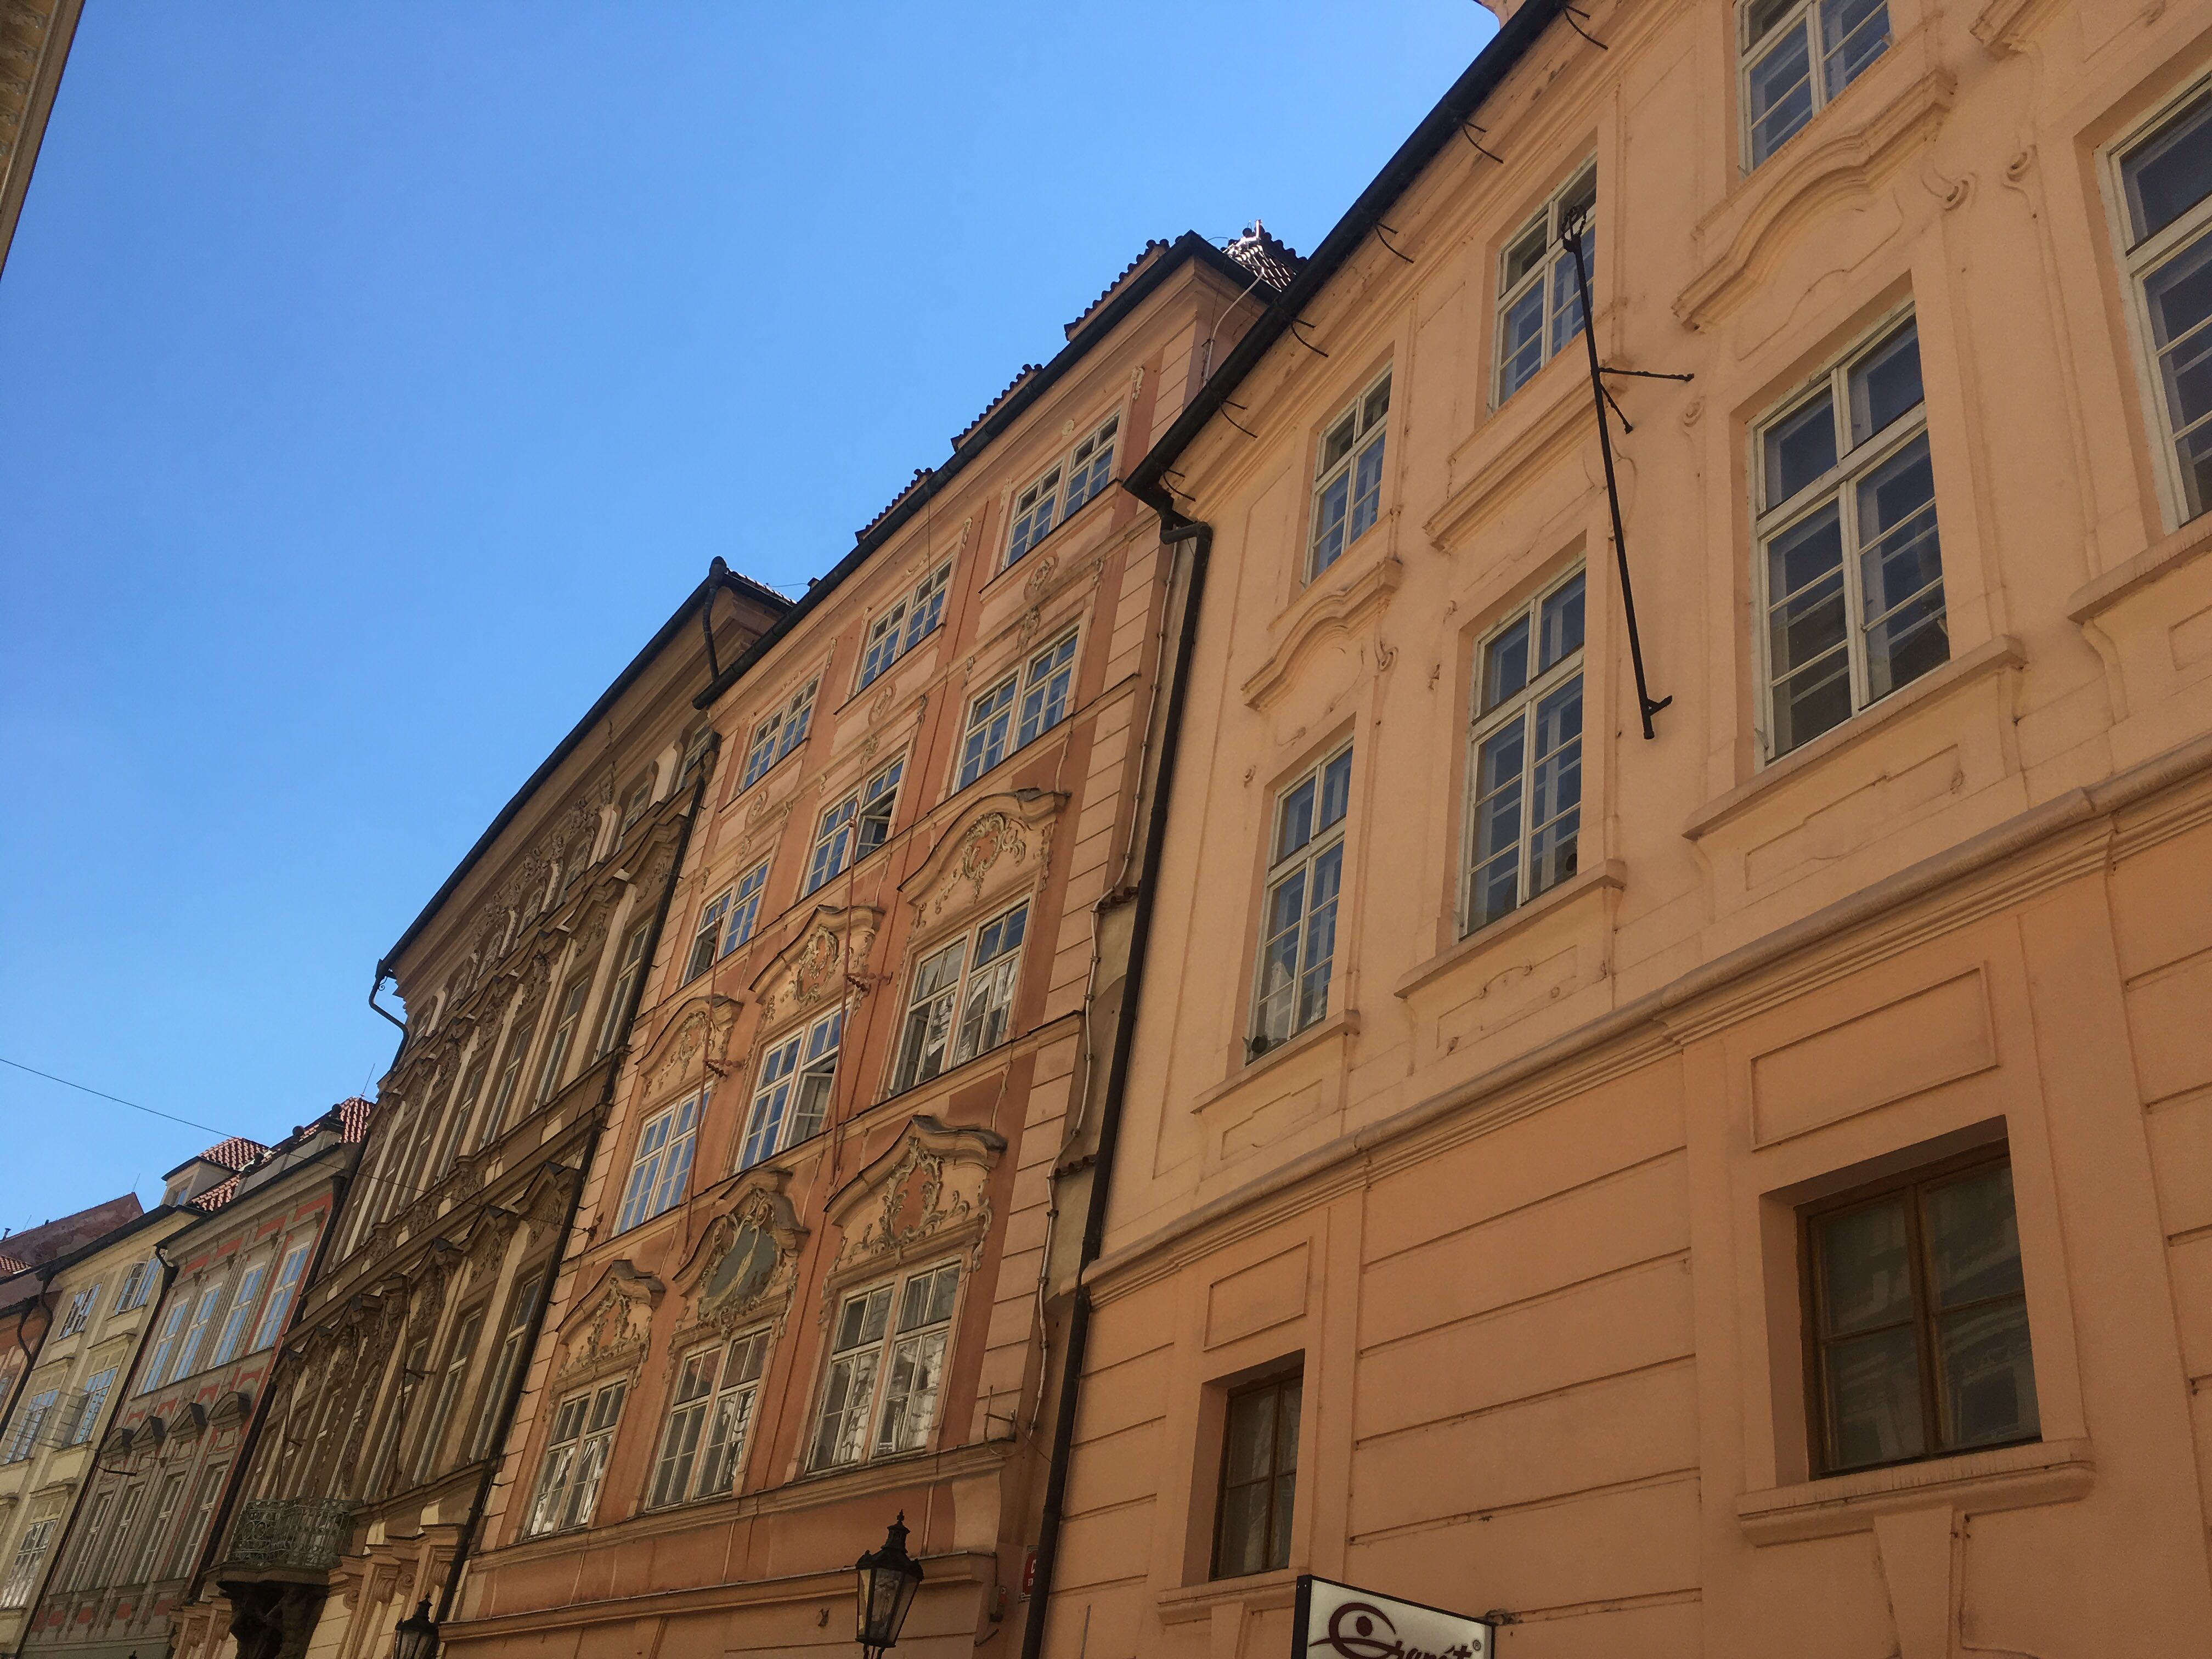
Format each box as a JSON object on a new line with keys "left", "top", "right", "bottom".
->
{"left": 1027, "top": 2, "right": 2212, "bottom": 1657}
{"left": 438, "top": 236, "right": 1288, "bottom": 1659}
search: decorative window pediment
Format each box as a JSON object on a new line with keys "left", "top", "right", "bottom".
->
{"left": 207, "top": 1389, "right": 251, "bottom": 1431}
{"left": 170, "top": 1402, "right": 210, "bottom": 1442}
{"left": 669, "top": 1171, "right": 809, "bottom": 1341}
{"left": 749, "top": 906, "right": 883, "bottom": 1029}
{"left": 899, "top": 792, "right": 1065, "bottom": 928}
{"left": 635, "top": 994, "right": 742, "bottom": 1101}
{"left": 825, "top": 1116, "right": 1006, "bottom": 1284}
{"left": 554, "top": 1261, "right": 662, "bottom": 1389}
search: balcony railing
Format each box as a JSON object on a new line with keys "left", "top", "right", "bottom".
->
{"left": 229, "top": 1497, "right": 358, "bottom": 1571}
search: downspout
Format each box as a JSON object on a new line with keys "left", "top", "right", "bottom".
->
{"left": 1020, "top": 507, "right": 1211, "bottom": 1659}
{"left": 432, "top": 735, "right": 719, "bottom": 1623}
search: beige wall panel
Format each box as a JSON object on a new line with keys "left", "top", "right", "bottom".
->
{"left": 2145, "top": 1088, "right": 2212, "bottom": 1238}
{"left": 1071, "top": 1346, "right": 1172, "bottom": 1445}
{"left": 2125, "top": 951, "right": 2212, "bottom": 1104}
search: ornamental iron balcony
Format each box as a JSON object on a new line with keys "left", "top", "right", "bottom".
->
{"left": 230, "top": 1497, "right": 358, "bottom": 1571}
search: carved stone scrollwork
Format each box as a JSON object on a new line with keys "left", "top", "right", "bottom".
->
{"left": 552, "top": 1261, "right": 663, "bottom": 1389}
{"left": 634, "top": 994, "right": 743, "bottom": 1102}
{"left": 899, "top": 791, "right": 1066, "bottom": 926}
{"left": 668, "top": 1172, "right": 809, "bottom": 1346}
{"left": 750, "top": 907, "right": 884, "bottom": 1027}
{"left": 823, "top": 1115, "right": 1006, "bottom": 1287}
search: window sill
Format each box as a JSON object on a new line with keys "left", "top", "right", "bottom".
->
{"left": 1156, "top": 1567, "right": 1299, "bottom": 1626}
{"left": 1393, "top": 860, "right": 1624, "bottom": 1001}
{"left": 988, "top": 485, "right": 1119, "bottom": 598}
{"left": 1194, "top": 1009, "right": 1361, "bottom": 1114}
{"left": 1737, "top": 1436, "right": 2090, "bottom": 1544}
{"left": 1683, "top": 635, "right": 2024, "bottom": 842}
{"left": 2067, "top": 509, "right": 2212, "bottom": 625}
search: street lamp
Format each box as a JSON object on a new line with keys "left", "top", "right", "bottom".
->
{"left": 854, "top": 1514, "right": 923, "bottom": 1659}
{"left": 391, "top": 1600, "right": 440, "bottom": 1659}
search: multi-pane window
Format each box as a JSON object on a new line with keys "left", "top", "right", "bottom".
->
{"left": 2116, "top": 89, "right": 2212, "bottom": 523}
{"left": 170, "top": 1282, "right": 226, "bottom": 1384}
{"left": 1741, "top": 0, "right": 1890, "bottom": 170}
{"left": 1007, "top": 414, "right": 1119, "bottom": 565}
{"left": 64, "top": 1492, "right": 110, "bottom": 1592}
{"left": 648, "top": 1329, "right": 769, "bottom": 1507}
{"left": 435, "top": 1064, "right": 486, "bottom": 1180}
{"left": 535, "top": 977, "right": 592, "bottom": 1103}
{"left": 810, "top": 1262, "right": 960, "bottom": 1469}
{"left": 1496, "top": 166, "right": 1595, "bottom": 403}
{"left": 415, "top": 1309, "right": 481, "bottom": 1481}
{"left": 616, "top": 1092, "right": 702, "bottom": 1233}
{"left": 471, "top": 1271, "right": 546, "bottom": 1461}
{"left": 686, "top": 861, "right": 769, "bottom": 984}
{"left": 893, "top": 904, "right": 1028, "bottom": 1091}
{"left": 804, "top": 759, "right": 903, "bottom": 895}
{"left": 1017, "top": 633, "right": 1078, "bottom": 747}
{"left": 1308, "top": 373, "right": 1390, "bottom": 579}
{"left": 140, "top": 1300, "right": 189, "bottom": 1393}
{"left": 486, "top": 1019, "right": 535, "bottom": 1141}
{"left": 2, "top": 1389, "right": 55, "bottom": 1462}
{"left": 1755, "top": 315, "right": 1944, "bottom": 759}
{"left": 742, "top": 1009, "right": 843, "bottom": 1168}
{"left": 616, "top": 774, "right": 656, "bottom": 851}
{"left": 1213, "top": 1374, "right": 1301, "bottom": 1579}
{"left": 1804, "top": 1154, "right": 2038, "bottom": 1475}
{"left": 66, "top": 1368, "right": 116, "bottom": 1445}
{"left": 132, "top": 1471, "right": 186, "bottom": 1582}
{"left": 741, "top": 680, "right": 818, "bottom": 791}
{"left": 595, "top": 923, "right": 652, "bottom": 1059}
{"left": 249, "top": 1242, "right": 311, "bottom": 1353}
{"left": 958, "top": 633, "right": 1079, "bottom": 788}
{"left": 859, "top": 565, "right": 951, "bottom": 690}
{"left": 113, "top": 1262, "right": 153, "bottom": 1313}
{"left": 167, "top": 1462, "right": 227, "bottom": 1581}
{"left": 526, "top": 1380, "right": 626, "bottom": 1535}
{"left": 210, "top": 1260, "right": 268, "bottom": 1367}
{"left": 957, "top": 680, "right": 1015, "bottom": 787}
{"left": 58, "top": 1286, "right": 99, "bottom": 1338}
{"left": 1251, "top": 749, "right": 1351, "bottom": 1056}
{"left": 0, "top": 1517, "right": 56, "bottom": 1608}
{"left": 94, "top": 1484, "right": 145, "bottom": 1585}
{"left": 1466, "top": 571, "right": 1584, "bottom": 933}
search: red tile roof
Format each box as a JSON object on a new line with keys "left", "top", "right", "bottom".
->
{"left": 331, "top": 1097, "right": 375, "bottom": 1143}
{"left": 189, "top": 1175, "right": 244, "bottom": 1215}
{"left": 949, "top": 364, "right": 1042, "bottom": 453}
{"left": 195, "top": 1137, "right": 269, "bottom": 1172}
{"left": 1062, "top": 239, "right": 1173, "bottom": 341}
{"left": 0, "top": 1252, "right": 30, "bottom": 1277}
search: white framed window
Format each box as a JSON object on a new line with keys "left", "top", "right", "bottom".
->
{"left": 595, "top": 922, "right": 652, "bottom": 1058}
{"left": 1496, "top": 165, "right": 1595, "bottom": 404}
{"left": 2113, "top": 86, "right": 2212, "bottom": 525}
{"left": 210, "top": 1259, "right": 268, "bottom": 1367}
{"left": 526, "top": 1379, "right": 625, "bottom": 1536}
{"left": 1308, "top": 371, "right": 1390, "bottom": 580}
{"left": 535, "top": 977, "right": 592, "bottom": 1104}
{"left": 131, "top": 1470, "right": 186, "bottom": 1582}
{"left": 58, "top": 1285, "right": 99, "bottom": 1338}
{"left": 803, "top": 758, "right": 903, "bottom": 895}
{"left": 1007, "top": 412, "right": 1120, "bottom": 566}
{"left": 484, "top": 1018, "right": 535, "bottom": 1144}
{"left": 249, "top": 1242, "right": 312, "bottom": 1353}
{"left": 0, "top": 1516, "right": 57, "bottom": 1608}
{"left": 741, "top": 1009, "right": 842, "bottom": 1169}
{"left": 1741, "top": 0, "right": 1890, "bottom": 171}
{"left": 685, "top": 889, "right": 732, "bottom": 983}
{"left": 616, "top": 1092, "right": 702, "bottom": 1233}
{"left": 140, "top": 1299, "right": 189, "bottom": 1393}
{"left": 2, "top": 1387, "right": 56, "bottom": 1462}
{"left": 1466, "top": 571, "right": 1585, "bottom": 933}
{"left": 859, "top": 565, "right": 951, "bottom": 690}
{"left": 471, "top": 1271, "right": 545, "bottom": 1460}
{"left": 647, "top": 1328, "right": 769, "bottom": 1507}
{"left": 809, "top": 1261, "right": 960, "bottom": 1469}
{"left": 677, "top": 724, "right": 715, "bottom": 790}
{"left": 957, "top": 632, "right": 1079, "bottom": 788}
{"left": 65, "top": 1367, "right": 117, "bottom": 1445}
{"left": 166, "top": 1461, "right": 227, "bottom": 1581}
{"left": 414, "top": 1308, "right": 481, "bottom": 1481}
{"left": 615, "top": 771, "right": 657, "bottom": 850}
{"left": 893, "top": 902, "right": 1028, "bottom": 1091}
{"left": 113, "top": 1262, "right": 154, "bottom": 1313}
{"left": 93, "top": 1483, "right": 144, "bottom": 1585}
{"left": 433, "top": 1063, "right": 486, "bottom": 1180}
{"left": 740, "top": 680, "right": 818, "bottom": 791}
{"left": 65, "top": 1491, "right": 111, "bottom": 1591}
{"left": 169, "top": 1280, "right": 226, "bottom": 1384}
{"left": 685, "top": 860, "right": 769, "bottom": 984}
{"left": 1252, "top": 747, "right": 1351, "bottom": 1056}
{"left": 1754, "top": 313, "right": 1944, "bottom": 759}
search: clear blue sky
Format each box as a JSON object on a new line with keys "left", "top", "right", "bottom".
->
{"left": 0, "top": 2, "right": 1494, "bottom": 1236}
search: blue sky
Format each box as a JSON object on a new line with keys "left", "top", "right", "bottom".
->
{"left": 0, "top": 2, "right": 1494, "bottom": 1236}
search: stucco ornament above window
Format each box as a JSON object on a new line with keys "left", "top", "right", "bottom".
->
{"left": 748, "top": 905, "right": 884, "bottom": 1028}
{"left": 899, "top": 791, "right": 1065, "bottom": 926}
{"left": 669, "top": 1174, "right": 810, "bottom": 1341}
{"left": 635, "top": 993, "right": 743, "bottom": 1098}
{"left": 825, "top": 1118, "right": 1006, "bottom": 1286}
{"left": 554, "top": 1261, "right": 663, "bottom": 1390}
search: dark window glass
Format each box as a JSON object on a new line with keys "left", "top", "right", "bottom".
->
{"left": 1212, "top": 1374, "right": 1301, "bottom": 1579}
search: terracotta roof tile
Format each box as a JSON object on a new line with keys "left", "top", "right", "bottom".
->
{"left": 189, "top": 1175, "right": 243, "bottom": 1215}
{"left": 331, "top": 1097, "right": 376, "bottom": 1143}
{"left": 949, "top": 364, "right": 1042, "bottom": 454}
{"left": 1062, "top": 239, "right": 1173, "bottom": 341}
{"left": 1219, "top": 221, "right": 1305, "bottom": 291}
{"left": 854, "top": 469, "right": 936, "bottom": 543}
{"left": 195, "top": 1137, "right": 268, "bottom": 1172}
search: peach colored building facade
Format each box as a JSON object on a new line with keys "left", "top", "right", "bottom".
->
{"left": 1029, "top": 2, "right": 2212, "bottom": 1657}
{"left": 439, "top": 236, "right": 1287, "bottom": 1659}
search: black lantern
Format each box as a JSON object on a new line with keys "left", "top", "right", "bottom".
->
{"left": 854, "top": 1514, "right": 923, "bottom": 1658}
{"left": 391, "top": 1600, "right": 440, "bottom": 1659}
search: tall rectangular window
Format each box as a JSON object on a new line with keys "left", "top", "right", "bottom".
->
{"left": 2, "top": 1389, "right": 56, "bottom": 1462}
{"left": 535, "top": 978, "right": 592, "bottom": 1104}
{"left": 685, "top": 888, "right": 734, "bottom": 983}
{"left": 486, "top": 1019, "right": 535, "bottom": 1141}
{"left": 684, "top": 862, "right": 770, "bottom": 984}
{"left": 1212, "top": 1374, "right": 1301, "bottom": 1579}
{"left": 1466, "top": 571, "right": 1584, "bottom": 933}
{"left": 803, "top": 759, "right": 902, "bottom": 895}
{"left": 414, "top": 1309, "right": 482, "bottom": 1482}
{"left": 170, "top": 1282, "right": 226, "bottom": 1384}
{"left": 250, "top": 1242, "right": 312, "bottom": 1353}
{"left": 893, "top": 904, "right": 1028, "bottom": 1091}
{"left": 58, "top": 1286, "right": 99, "bottom": 1338}
{"left": 741, "top": 1009, "right": 843, "bottom": 1169}
{"left": 113, "top": 1262, "right": 153, "bottom": 1313}
{"left": 1017, "top": 633, "right": 1079, "bottom": 747}
{"left": 96, "top": 1484, "right": 144, "bottom": 1585}
{"left": 1755, "top": 315, "right": 1944, "bottom": 758}
{"left": 595, "top": 923, "right": 652, "bottom": 1058}
{"left": 526, "top": 1380, "right": 625, "bottom": 1536}
{"left": 740, "top": 680, "right": 817, "bottom": 791}
{"left": 647, "top": 1329, "right": 769, "bottom": 1507}
{"left": 2116, "top": 89, "right": 2212, "bottom": 523}
{"left": 1742, "top": 0, "right": 1890, "bottom": 169}
{"left": 809, "top": 1262, "right": 959, "bottom": 1470}
{"left": 1252, "top": 749, "right": 1351, "bottom": 1056}
{"left": 959, "top": 636, "right": 1079, "bottom": 789}
{"left": 0, "top": 1517, "right": 57, "bottom": 1608}
{"left": 141, "top": 1300, "right": 189, "bottom": 1392}
{"left": 616, "top": 773, "right": 656, "bottom": 850}
{"left": 471, "top": 1272, "right": 546, "bottom": 1461}
{"left": 166, "top": 1462, "right": 227, "bottom": 1581}
{"left": 1804, "top": 1153, "right": 2038, "bottom": 1475}
{"left": 65, "top": 1491, "right": 111, "bottom": 1592}
{"left": 1496, "top": 166, "right": 1595, "bottom": 403}
{"left": 859, "top": 565, "right": 952, "bottom": 690}
{"left": 957, "top": 677, "right": 1017, "bottom": 787}
{"left": 1308, "top": 372, "right": 1390, "bottom": 579}
{"left": 65, "top": 1368, "right": 116, "bottom": 1446}
{"left": 1007, "top": 413, "right": 1119, "bottom": 566}
{"left": 210, "top": 1260, "right": 268, "bottom": 1368}
{"left": 434, "top": 1064, "right": 487, "bottom": 1180}
{"left": 616, "top": 1093, "right": 702, "bottom": 1233}
{"left": 132, "top": 1471, "right": 187, "bottom": 1582}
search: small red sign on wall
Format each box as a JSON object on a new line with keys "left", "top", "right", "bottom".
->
{"left": 1019, "top": 1548, "right": 1037, "bottom": 1600}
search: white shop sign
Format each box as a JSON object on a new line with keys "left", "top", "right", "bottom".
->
{"left": 1291, "top": 1576, "right": 1496, "bottom": 1659}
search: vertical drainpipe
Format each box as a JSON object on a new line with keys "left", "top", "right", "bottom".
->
{"left": 1019, "top": 509, "right": 1211, "bottom": 1659}
{"left": 432, "top": 734, "right": 719, "bottom": 1623}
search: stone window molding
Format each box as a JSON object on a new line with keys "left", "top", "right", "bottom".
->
{"left": 631, "top": 992, "right": 744, "bottom": 1109}
{"left": 820, "top": 1117, "right": 1006, "bottom": 1312}
{"left": 551, "top": 1261, "right": 664, "bottom": 1393}
{"left": 665, "top": 1171, "right": 810, "bottom": 1354}
{"left": 748, "top": 905, "right": 884, "bottom": 1033}
{"left": 897, "top": 791, "right": 1064, "bottom": 933}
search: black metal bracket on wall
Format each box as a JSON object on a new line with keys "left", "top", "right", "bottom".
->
{"left": 1562, "top": 212, "right": 1687, "bottom": 741}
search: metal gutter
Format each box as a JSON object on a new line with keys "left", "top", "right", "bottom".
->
{"left": 1123, "top": 0, "right": 1564, "bottom": 507}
